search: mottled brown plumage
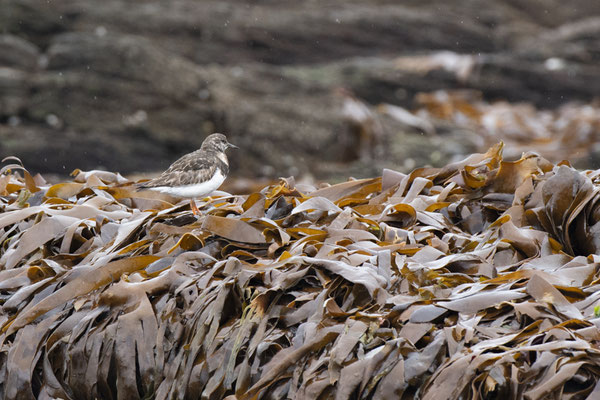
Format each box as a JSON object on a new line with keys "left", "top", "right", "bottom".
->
{"left": 137, "top": 133, "right": 236, "bottom": 198}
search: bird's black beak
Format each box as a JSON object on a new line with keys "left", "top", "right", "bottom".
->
{"left": 227, "top": 142, "right": 238, "bottom": 149}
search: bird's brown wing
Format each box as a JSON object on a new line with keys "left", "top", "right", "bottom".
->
{"left": 137, "top": 150, "right": 221, "bottom": 188}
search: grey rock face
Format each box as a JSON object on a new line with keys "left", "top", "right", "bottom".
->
{"left": 1, "top": 0, "right": 599, "bottom": 180}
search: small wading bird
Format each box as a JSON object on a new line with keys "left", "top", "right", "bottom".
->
{"left": 137, "top": 133, "right": 237, "bottom": 214}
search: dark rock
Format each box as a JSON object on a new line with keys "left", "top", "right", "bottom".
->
{"left": 300, "top": 54, "right": 600, "bottom": 109}
{"left": 0, "top": 68, "right": 31, "bottom": 116}
{"left": 0, "top": 0, "right": 71, "bottom": 47}
{"left": 45, "top": 32, "right": 206, "bottom": 99}
{"left": 0, "top": 0, "right": 599, "bottom": 180}
{"left": 17, "top": 32, "right": 216, "bottom": 172}
{"left": 0, "top": 35, "right": 40, "bottom": 70}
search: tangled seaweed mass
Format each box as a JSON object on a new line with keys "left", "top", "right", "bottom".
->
{"left": 1, "top": 143, "right": 600, "bottom": 399}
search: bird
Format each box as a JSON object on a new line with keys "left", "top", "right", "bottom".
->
{"left": 136, "top": 133, "right": 237, "bottom": 214}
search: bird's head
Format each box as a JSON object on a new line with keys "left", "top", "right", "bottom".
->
{"left": 202, "top": 133, "right": 238, "bottom": 152}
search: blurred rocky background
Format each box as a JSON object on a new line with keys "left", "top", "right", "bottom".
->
{"left": 2, "top": 0, "right": 600, "bottom": 184}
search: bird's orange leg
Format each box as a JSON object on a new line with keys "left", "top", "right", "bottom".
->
{"left": 190, "top": 199, "right": 200, "bottom": 215}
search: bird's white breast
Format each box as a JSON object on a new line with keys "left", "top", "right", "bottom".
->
{"left": 148, "top": 170, "right": 226, "bottom": 198}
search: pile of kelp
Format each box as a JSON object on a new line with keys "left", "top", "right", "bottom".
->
{"left": 1, "top": 143, "right": 600, "bottom": 400}
{"left": 413, "top": 90, "right": 600, "bottom": 164}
